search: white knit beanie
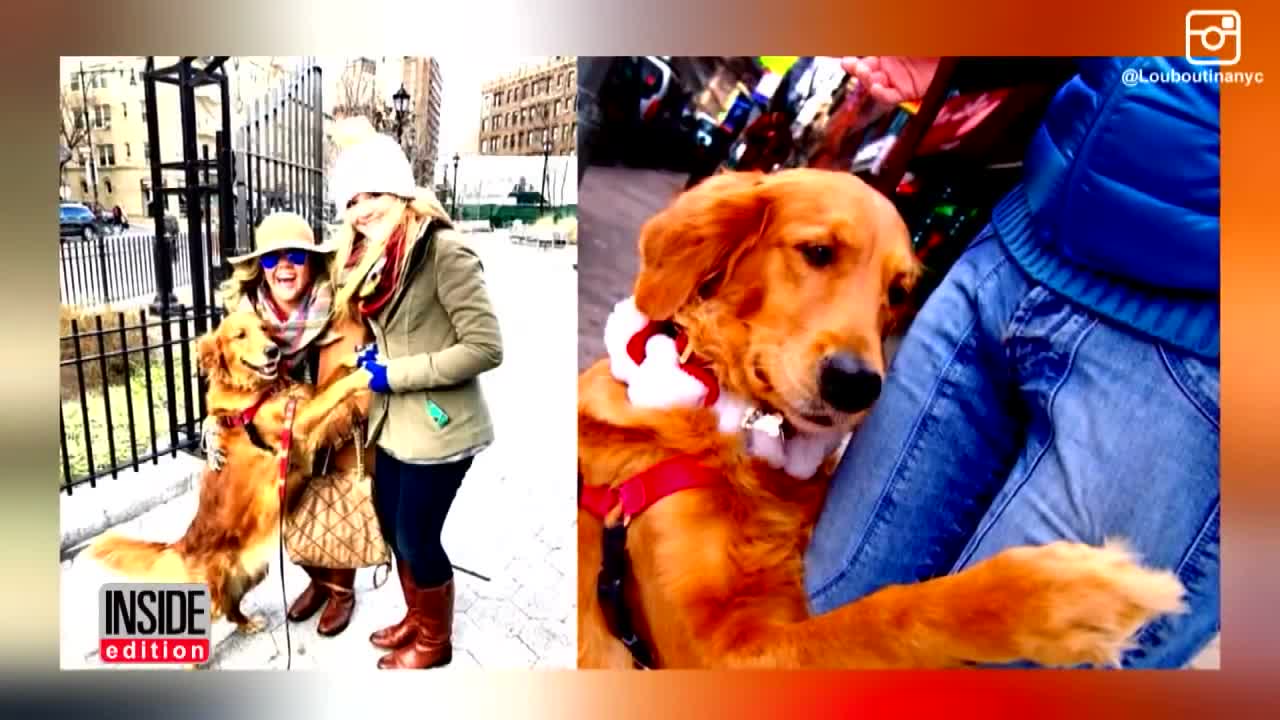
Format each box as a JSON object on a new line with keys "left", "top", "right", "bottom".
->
{"left": 330, "top": 131, "right": 416, "bottom": 211}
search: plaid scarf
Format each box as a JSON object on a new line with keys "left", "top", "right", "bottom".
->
{"left": 242, "top": 280, "right": 334, "bottom": 369}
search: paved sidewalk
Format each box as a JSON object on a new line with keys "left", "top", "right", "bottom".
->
{"left": 60, "top": 235, "right": 578, "bottom": 671}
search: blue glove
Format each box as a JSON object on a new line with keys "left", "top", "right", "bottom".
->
{"left": 355, "top": 343, "right": 380, "bottom": 367}
{"left": 356, "top": 344, "right": 391, "bottom": 393}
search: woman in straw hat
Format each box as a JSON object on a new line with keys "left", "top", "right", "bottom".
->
{"left": 205, "top": 210, "right": 370, "bottom": 637}
{"left": 329, "top": 118, "right": 502, "bottom": 669}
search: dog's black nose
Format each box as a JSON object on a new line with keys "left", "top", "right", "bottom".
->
{"left": 819, "top": 352, "right": 882, "bottom": 413}
{"left": 263, "top": 345, "right": 281, "bottom": 361}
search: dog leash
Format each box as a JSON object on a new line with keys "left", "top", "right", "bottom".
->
{"left": 276, "top": 396, "right": 298, "bottom": 671}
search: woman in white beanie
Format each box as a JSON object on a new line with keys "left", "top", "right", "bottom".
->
{"left": 209, "top": 211, "right": 372, "bottom": 637}
{"left": 330, "top": 121, "right": 503, "bottom": 670}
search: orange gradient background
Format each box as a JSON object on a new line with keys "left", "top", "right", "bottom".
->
{"left": 2, "top": 0, "right": 1276, "bottom": 716}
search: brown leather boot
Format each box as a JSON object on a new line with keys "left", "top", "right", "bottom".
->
{"left": 287, "top": 566, "right": 328, "bottom": 622}
{"left": 369, "top": 560, "right": 418, "bottom": 649}
{"left": 377, "top": 578, "right": 454, "bottom": 669}
{"left": 316, "top": 568, "right": 357, "bottom": 637}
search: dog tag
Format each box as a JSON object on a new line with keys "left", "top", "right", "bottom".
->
{"left": 740, "top": 407, "right": 784, "bottom": 438}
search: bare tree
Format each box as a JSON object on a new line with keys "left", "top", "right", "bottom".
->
{"left": 59, "top": 88, "right": 90, "bottom": 176}
{"left": 334, "top": 60, "right": 396, "bottom": 132}
{"left": 535, "top": 102, "right": 558, "bottom": 211}
{"left": 558, "top": 158, "right": 569, "bottom": 208}
{"left": 396, "top": 123, "right": 433, "bottom": 186}
{"left": 406, "top": 128, "right": 435, "bottom": 186}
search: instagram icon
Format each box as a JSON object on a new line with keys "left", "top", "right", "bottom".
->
{"left": 1186, "top": 10, "right": 1241, "bottom": 65}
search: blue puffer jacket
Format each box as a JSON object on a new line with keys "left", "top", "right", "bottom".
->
{"left": 991, "top": 56, "right": 1220, "bottom": 360}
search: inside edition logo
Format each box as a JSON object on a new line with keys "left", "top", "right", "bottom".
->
{"left": 99, "top": 583, "right": 211, "bottom": 665}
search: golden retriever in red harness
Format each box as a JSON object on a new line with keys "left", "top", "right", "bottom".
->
{"left": 89, "top": 310, "right": 372, "bottom": 636}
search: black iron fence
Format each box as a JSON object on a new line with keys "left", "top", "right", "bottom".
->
{"left": 59, "top": 305, "right": 226, "bottom": 494}
{"left": 235, "top": 56, "right": 325, "bottom": 253}
{"left": 58, "top": 231, "right": 225, "bottom": 309}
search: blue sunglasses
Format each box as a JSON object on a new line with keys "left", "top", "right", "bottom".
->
{"left": 259, "top": 249, "right": 309, "bottom": 269}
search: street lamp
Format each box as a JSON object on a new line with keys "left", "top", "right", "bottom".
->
{"left": 392, "top": 84, "right": 410, "bottom": 145}
{"left": 451, "top": 152, "right": 460, "bottom": 220}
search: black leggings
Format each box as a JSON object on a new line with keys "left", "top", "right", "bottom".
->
{"left": 371, "top": 447, "right": 473, "bottom": 587}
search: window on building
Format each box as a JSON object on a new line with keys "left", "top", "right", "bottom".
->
{"left": 125, "top": 143, "right": 131, "bottom": 159}
{"left": 70, "top": 76, "right": 80, "bottom": 91}
{"left": 98, "top": 144, "right": 115, "bottom": 167}
{"left": 105, "top": 179, "right": 113, "bottom": 194}
{"left": 94, "top": 104, "right": 111, "bottom": 129}
{"left": 130, "top": 69, "right": 137, "bottom": 86}
{"left": 81, "top": 180, "right": 88, "bottom": 194}
{"left": 74, "top": 108, "right": 86, "bottom": 130}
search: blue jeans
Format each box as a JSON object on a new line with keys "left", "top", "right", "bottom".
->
{"left": 803, "top": 229, "right": 1220, "bottom": 669}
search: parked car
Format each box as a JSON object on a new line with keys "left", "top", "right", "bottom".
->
{"left": 59, "top": 202, "right": 102, "bottom": 242}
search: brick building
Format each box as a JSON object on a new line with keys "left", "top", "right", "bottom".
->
{"left": 478, "top": 57, "right": 576, "bottom": 156}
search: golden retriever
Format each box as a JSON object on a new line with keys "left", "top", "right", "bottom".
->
{"left": 577, "top": 169, "right": 1185, "bottom": 669}
{"left": 88, "top": 310, "right": 372, "bottom": 638}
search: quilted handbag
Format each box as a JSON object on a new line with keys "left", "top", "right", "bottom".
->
{"left": 283, "top": 424, "right": 391, "bottom": 576}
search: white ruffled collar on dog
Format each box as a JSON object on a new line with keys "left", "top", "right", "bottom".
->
{"left": 603, "top": 296, "right": 845, "bottom": 480}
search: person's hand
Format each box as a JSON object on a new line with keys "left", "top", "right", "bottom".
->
{"left": 356, "top": 344, "right": 391, "bottom": 393}
{"left": 841, "top": 57, "right": 940, "bottom": 106}
{"left": 200, "top": 416, "right": 226, "bottom": 471}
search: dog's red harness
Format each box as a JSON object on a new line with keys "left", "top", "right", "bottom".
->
{"left": 218, "top": 391, "right": 272, "bottom": 429}
{"left": 579, "top": 455, "right": 722, "bottom": 523}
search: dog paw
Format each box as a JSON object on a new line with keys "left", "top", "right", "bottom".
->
{"left": 984, "top": 539, "right": 1186, "bottom": 668}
